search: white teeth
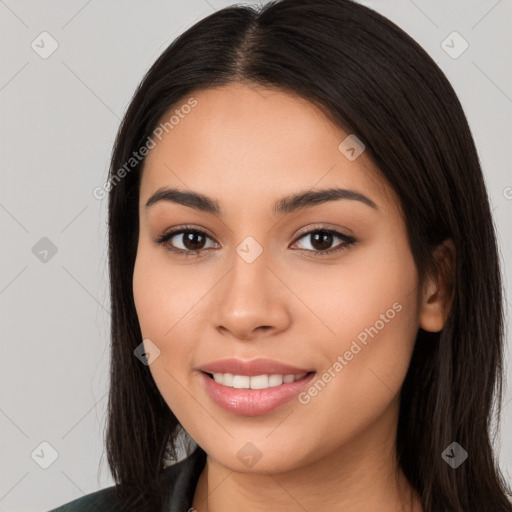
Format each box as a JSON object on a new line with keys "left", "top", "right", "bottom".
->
{"left": 249, "top": 375, "right": 269, "bottom": 389}
{"left": 268, "top": 374, "right": 284, "bottom": 387}
{"left": 211, "top": 372, "right": 307, "bottom": 389}
{"left": 232, "top": 375, "right": 250, "bottom": 389}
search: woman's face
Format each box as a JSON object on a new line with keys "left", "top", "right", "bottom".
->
{"left": 133, "top": 83, "right": 424, "bottom": 473}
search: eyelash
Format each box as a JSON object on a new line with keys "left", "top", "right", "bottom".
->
{"left": 153, "top": 224, "right": 356, "bottom": 258}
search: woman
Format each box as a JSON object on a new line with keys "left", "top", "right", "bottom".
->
{"left": 49, "top": 0, "right": 512, "bottom": 510}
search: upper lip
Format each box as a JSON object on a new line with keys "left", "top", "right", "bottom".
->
{"left": 198, "top": 358, "right": 314, "bottom": 377}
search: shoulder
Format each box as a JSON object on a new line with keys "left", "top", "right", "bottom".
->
{"left": 47, "top": 446, "right": 207, "bottom": 512}
{"left": 46, "top": 484, "right": 118, "bottom": 512}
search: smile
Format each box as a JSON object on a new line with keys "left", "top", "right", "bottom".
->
{"left": 199, "top": 370, "right": 316, "bottom": 416}
{"left": 208, "top": 372, "right": 308, "bottom": 389}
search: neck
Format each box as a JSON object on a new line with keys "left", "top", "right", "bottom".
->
{"left": 191, "top": 398, "right": 422, "bottom": 512}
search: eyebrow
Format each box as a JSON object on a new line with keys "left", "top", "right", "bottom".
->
{"left": 145, "top": 186, "right": 378, "bottom": 216}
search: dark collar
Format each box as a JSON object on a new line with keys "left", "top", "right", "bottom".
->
{"left": 162, "top": 445, "right": 207, "bottom": 511}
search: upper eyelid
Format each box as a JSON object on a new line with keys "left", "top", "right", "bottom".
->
{"left": 294, "top": 224, "right": 353, "bottom": 238}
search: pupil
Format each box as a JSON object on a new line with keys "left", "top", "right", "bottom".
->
{"left": 185, "top": 232, "right": 205, "bottom": 250}
{"left": 312, "top": 232, "right": 332, "bottom": 251}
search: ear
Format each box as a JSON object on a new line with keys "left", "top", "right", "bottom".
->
{"left": 419, "top": 238, "right": 456, "bottom": 332}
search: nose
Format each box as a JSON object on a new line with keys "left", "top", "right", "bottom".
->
{"left": 210, "top": 249, "right": 291, "bottom": 341}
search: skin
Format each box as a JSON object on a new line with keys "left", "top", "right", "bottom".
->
{"left": 132, "top": 83, "right": 454, "bottom": 512}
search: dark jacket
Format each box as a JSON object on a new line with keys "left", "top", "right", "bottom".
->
{"left": 47, "top": 446, "right": 207, "bottom": 512}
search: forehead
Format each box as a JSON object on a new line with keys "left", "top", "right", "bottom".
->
{"left": 139, "top": 84, "right": 396, "bottom": 213}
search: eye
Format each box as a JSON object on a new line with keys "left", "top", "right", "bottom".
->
{"left": 153, "top": 225, "right": 218, "bottom": 257}
{"left": 153, "top": 225, "right": 356, "bottom": 258}
{"left": 291, "top": 227, "right": 356, "bottom": 256}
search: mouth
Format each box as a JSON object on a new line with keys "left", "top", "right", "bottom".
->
{"left": 199, "top": 370, "right": 317, "bottom": 416}
{"left": 201, "top": 370, "right": 315, "bottom": 389}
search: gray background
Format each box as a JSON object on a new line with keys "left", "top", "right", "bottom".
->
{"left": 0, "top": 1, "right": 511, "bottom": 510}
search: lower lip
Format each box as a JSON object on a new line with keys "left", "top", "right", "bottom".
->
{"left": 199, "top": 371, "right": 316, "bottom": 416}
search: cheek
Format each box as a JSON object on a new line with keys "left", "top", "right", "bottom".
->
{"left": 132, "top": 248, "right": 201, "bottom": 418}
{"left": 132, "top": 251, "right": 166, "bottom": 337}
{"left": 291, "top": 229, "right": 419, "bottom": 350}
{"left": 132, "top": 245, "right": 207, "bottom": 342}
{"left": 132, "top": 248, "right": 195, "bottom": 398}
{"left": 306, "top": 297, "right": 418, "bottom": 454}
